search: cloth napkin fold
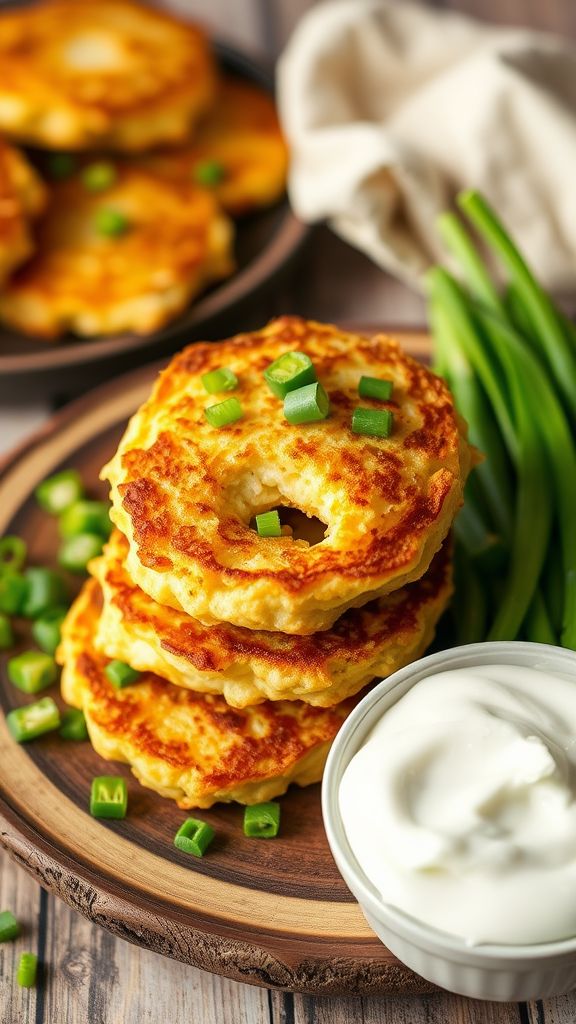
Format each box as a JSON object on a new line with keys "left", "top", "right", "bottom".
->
{"left": 277, "top": 0, "right": 576, "bottom": 294}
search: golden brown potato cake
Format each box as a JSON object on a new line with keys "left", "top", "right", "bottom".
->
{"left": 0, "top": 139, "right": 47, "bottom": 285}
{"left": 58, "top": 579, "right": 356, "bottom": 809}
{"left": 91, "top": 530, "right": 452, "bottom": 707}
{"left": 143, "top": 76, "right": 288, "bottom": 215}
{"left": 102, "top": 317, "right": 472, "bottom": 633}
{"left": 0, "top": 0, "right": 216, "bottom": 151}
{"left": 0, "top": 162, "right": 234, "bottom": 338}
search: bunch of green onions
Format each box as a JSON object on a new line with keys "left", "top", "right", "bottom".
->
{"left": 427, "top": 190, "right": 576, "bottom": 650}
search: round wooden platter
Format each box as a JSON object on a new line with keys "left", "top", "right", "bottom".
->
{"left": 0, "top": 329, "right": 437, "bottom": 997}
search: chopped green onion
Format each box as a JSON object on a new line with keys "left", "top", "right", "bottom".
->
{"left": 264, "top": 351, "right": 317, "bottom": 399}
{"left": 32, "top": 606, "right": 67, "bottom": 655}
{"left": 0, "top": 910, "right": 20, "bottom": 943}
{"left": 90, "top": 776, "right": 128, "bottom": 819}
{"left": 201, "top": 367, "right": 238, "bottom": 394}
{"left": 59, "top": 708, "right": 88, "bottom": 741}
{"left": 8, "top": 651, "right": 57, "bottom": 694}
{"left": 7, "top": 696, "right": 61, "bottom": 743}
{"left": 58, "top": 532, "right": 104, "bottom": 573}
{"left": 35, "top": 469, "right": 84, "bottom": 515}
{"left": 204, "top": 397, "right": 243, "bottom": 428}
{"left": 351, "top": 407, "right": 393, "bottom": 438}
{"left": 22, "top": 568, "right": 67, "bottom": 619}
{"left": 358, "top": 376, "right": 393, "bottom": 402}
{"left": 255, "top": 510, "right": 281, "bottom": 537}
{"left": 284, "top": 382, "right": 330, "bottom": 425}
{"left": 81, "top": 161, "right": 117, "bottom": 192}
{"left": 193, "top": 160, "right": 225, "bottom": 186}
{"left": 174, "top": 817, "right": 215, "bottom": 857}
{"left": 0, "top": 613, "right": 14, "bottom": 650}
{"left": 0, "top": 572, "right": 27, "bottom": 615}
{"left": 47, "top": 153, "right": 76, "bottom": 180}
{"left": 105, "top": 660, "right": 141, "bottom": 689}
{"left": 0, "top": 536, "right": 27, "bottom": 574}
{"left": 243, "top": 802, "right": 280, "bottom": 838}
{"left": 16, "top": 952, "right": 37, "bottom": 989}
{"left": 95, "top": 207, "right": 129, "bottom": 238}
{"left": 59, "top": 500, "right": 111, "bottom": 539}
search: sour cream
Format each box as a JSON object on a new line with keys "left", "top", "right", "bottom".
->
{"left": 339, "top": 664, "right": 576, "bottom": 946}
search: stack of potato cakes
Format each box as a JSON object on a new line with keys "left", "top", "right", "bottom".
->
{"left": 58, "top": 318, "right": 472, "bottom": 809}
{"left": 0, "top": 0, "right": 287, "bottom": 338}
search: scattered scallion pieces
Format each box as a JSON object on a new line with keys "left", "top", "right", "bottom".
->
{"left": 22, "top": 568, "right": 67, "bottom": 619}
{"left": 32, "top": 607, "right": 67, "bottom": 655}
{"left": 90, "top": 776, "right": 128, "bottom": 819}
{"left": 7, "top": 697, "right": 60, "bottom": 743}
{"left": 201, "top": 367, "right": 238, "bottom": 394}
{"left": 35, "top": 469, "right": 84, "bottom": 515}
{"left": 283, "top": 382, "right": 330, "bottom": 425}
{"left": 0, "top": 910, "right": 20, "bottom": 943}
{"left": 105, "top": 660, "right": 141, "bottom": 689}
{"left": 193, "top": 160, "right": 225, "bottom": 186}
{"left": 16, "top": 953, "right": 37, "bottom": 989}
{"left": 0, "top": 613, "right": 14, "bottom": 650}
{"left": 0, "top": 536, "right": 27, "bottom": 574}
{"left": 358, "top": 376, "right": 393, "bottom": 402}
{"left": 243, "top": 802, "right": 280, "bottom": 838}
{"left": 264, "top": 351, "right": 317, "bottom": 399}
{"left": 58, "top": 532, "right": 104, "bottom": 574}
{"left": 351, "top": 407, "right": 393, "bottom": 439}
{"left": 255, "top": 510, "right": 281, "bottom": 538}
{"left": 95, "top": 207, "right": 129, "bottom": 238}
{"left": 81, "top": 161, "right": 117, "bottom": 192}
{"left": 204, "top": 397, "right": 243, "bottom": 428}
{"left": 174, "top": 817, "right": 215, "bottom": 857}
{"left": 59, "top": 708, "right": 88, "bottom": 742}
{"left": 47, "top": 153, "right": 75, "bottom": 180}
{"left": 59, "top": 500, "right": 111, "bottom": 539}
{"left": 0, "top": 573, "right": 27, "bottom": 615}
{"left": 8, "top": 651, "right": 57, "bottom": 694}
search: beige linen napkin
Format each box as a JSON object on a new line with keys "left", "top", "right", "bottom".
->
{"left": 278, "top": 0, "right": 576, "bottom": 293}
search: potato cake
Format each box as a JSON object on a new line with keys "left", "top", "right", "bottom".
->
{"left": 103, "top": 318, "right": 472, "bottom": 633}
{"left": 0, "top": 139, "right": 46, "bottom": 285}
{"left": 58, "top": 579, "right": 355, "bottom": 808}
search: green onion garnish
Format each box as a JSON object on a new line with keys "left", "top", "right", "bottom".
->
{"left": 0, "top": 536, "right": 27, "bottom": 574}
{"left": 35, "top": 469, "right": 84, "bottom": 515}
{"left": 95, "top": 207, "right": 129, "bottom": 238}
{"left": 90, "top": 776, "right": 128, "bottom": 819}
{"left": 201, "top": 367, "right": 238, "bottom": 394}
{"left": 6, "top": 697, "right": 61, "bottom": 743}
{"left": 204, "top": 397, "right": 243, "bottom": 428}
{"left": 81, "top": 161, "right": 117, "bottom": 192}
{"left": 47, "top": 153, "right": 75, "bottom": 180}
{"left": 105, "top": 660, "right": 141, "bottom": 689}
{"left": 8, "top": 651, "right": 57, "bottom": 694}
{"left": 264, "top": 351, "right": 317, "bottom": 399}
{"left": 243, "top": 802, "right": 280, "bottom": 838}
{"left": 59, "top": 499, "right": 111, "bottom": 539}
{"left": 284, "top": 382, "right": 330, "bottom": 425}
{"left": 358, "top": 376, "right": 393, "bottom": 402}
{"left": 352, "top": 407, "right": 393, "bottom": 438}
{"left": 174, "top": 817, "right": 215, "bottom": 857}
{"left": 32, "top": 606, "right": 67, "bottom": 655}
{"left": 0, "top": 613, "right": 14, "bottom": 650}
{"left": 0, "top": 573, "right": 27, "bottom": 615}
{"left": 255, "top": 511, "right": 281, "bottom": 537}
{"left": 22, "top": 568, "right": 67, "bottom": 619}
{"left": 0, "top": 910, "right": 20, "bottom": 943}
{"left": 58, "top": 532, "right": 104, "bottom": 574}
{"left": 16, "top": 952, "right": 37, "bottom": 989}
{"left": 193, "top": 160, "right": 225, "bottom": 187}
{"left": 59, "top": 708, "right": 88, "bottom": 742}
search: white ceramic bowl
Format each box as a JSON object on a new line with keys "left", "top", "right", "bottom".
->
{"left": 322, "top": 641, "right": 576, "bottom": 1001}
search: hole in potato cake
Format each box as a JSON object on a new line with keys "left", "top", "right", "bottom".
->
{"left": 248, "top": 506, "right": 327, "bottom": 546}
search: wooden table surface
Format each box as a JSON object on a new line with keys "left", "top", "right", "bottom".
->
{"left": 2, "top": 1, "right": 576, "bottom": 1021}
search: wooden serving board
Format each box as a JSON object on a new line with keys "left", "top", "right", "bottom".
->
{"left": 0, "top": 329, "right": 437, "bottom": 997}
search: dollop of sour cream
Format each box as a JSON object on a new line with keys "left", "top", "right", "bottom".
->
{"left": 339, "top": 664, "right": 576, "bottom": 946}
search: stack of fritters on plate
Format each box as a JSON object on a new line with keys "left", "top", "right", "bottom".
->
{"left": 0, "top": 0, "right": 287, "bottom": 338}
{"left": 57, "top": 317, "right": 473, "bottom": 808}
